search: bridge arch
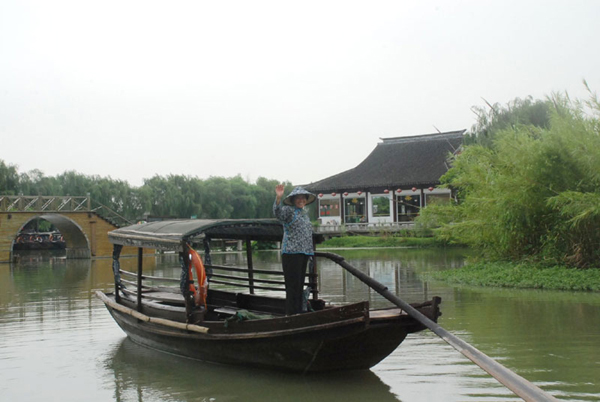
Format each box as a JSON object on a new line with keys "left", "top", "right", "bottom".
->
{"left": 1, "top": 195, "right": 137, "bottom": 263}
{"left": 13, "top": 214, "right": 92, "bottom": 259}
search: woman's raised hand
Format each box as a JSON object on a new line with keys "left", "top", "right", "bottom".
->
{"left": 275, "top": 184, "right": 285, "bottom": 197}
{"left": 275, "top": 184, "right": 285, "bottom": 201}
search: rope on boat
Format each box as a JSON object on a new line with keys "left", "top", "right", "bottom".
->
{"left": 315, "top": 251, "right": 559, "bottom": 402}
{"left": 95, "top": 291, "right": 209, "bottom": 334}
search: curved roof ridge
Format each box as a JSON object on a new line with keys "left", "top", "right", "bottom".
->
{"left": 305, "top": 129, "right": 465, "bottom": 192}
{"left": 380, "top": 130, "right": 465, "bottom": 144}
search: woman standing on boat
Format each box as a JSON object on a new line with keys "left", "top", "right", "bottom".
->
{"left": 273, "top": 185, "right": 316, "bottom": 315}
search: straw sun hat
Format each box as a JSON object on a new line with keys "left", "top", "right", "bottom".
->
{"left": 283, "top": 187, "right": 316, "bottom": 206}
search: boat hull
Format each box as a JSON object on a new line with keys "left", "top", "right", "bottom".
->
{"left": 100, "top": 292, "right": 419, "bottom": 372}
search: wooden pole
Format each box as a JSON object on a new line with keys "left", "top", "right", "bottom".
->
{"left": 112, "top": 244, "right": 122, "bottom": 303}
{"left": 309, "top": 243, "right": 319, "bottom": 300}
{"left": 246, "top": 238, "right": 255, "bottom": 294}
{"left": 137, "top": 247, "right": 143, "bottom": 312}
{"left": 315, "top": 251, "right": 558, "bottom": 402}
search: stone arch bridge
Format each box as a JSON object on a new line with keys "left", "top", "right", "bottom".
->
{"left": 0, "top": 195, "right": 134, "bottom": 263}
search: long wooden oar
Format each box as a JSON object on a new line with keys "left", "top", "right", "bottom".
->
{"left": 315, "top": 252, "right": 558, "bottom": 402}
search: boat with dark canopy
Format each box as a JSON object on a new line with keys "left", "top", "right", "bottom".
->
{"left": 96, "top": 218, "right": 442, "bottom": 372}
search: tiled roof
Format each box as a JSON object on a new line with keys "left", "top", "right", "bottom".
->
{"left": 305, "top": 130, "right": 465, "bottom": 193}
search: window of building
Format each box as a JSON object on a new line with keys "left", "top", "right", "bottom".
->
{"left": 397, "top": 194, "right": 420, "bottom": 221}
{"left": 319, "top": 199, "right": 340, "bottom": 217}
{"left": 344, "top": 197, "right": 365, "bottom": 223}
{"left": 371, "top": 196, "right": 390, "bottom": 217}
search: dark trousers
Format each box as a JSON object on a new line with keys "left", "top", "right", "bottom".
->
{"left": 282, "top": 253, "right": 309, "bottom": 315}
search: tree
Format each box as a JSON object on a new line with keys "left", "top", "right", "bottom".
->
{"left": 0, "top": 160, "right": 304, "bottom": 222}
{"left": 0, "top": 160, "right": 20, "bottom": 194}
{"left": 19, "top": 169, "right": 61, "bottom": 195}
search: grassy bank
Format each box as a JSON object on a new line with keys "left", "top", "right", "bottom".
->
{"left": 317, "top": 235, "right": 440, "bottom": 249}
{"left": 432, "top": 261, "right": 600, "bottom": 292}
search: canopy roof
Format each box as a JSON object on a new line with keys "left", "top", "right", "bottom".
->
{"left": 109, "top": 219, "right": 288, "bottom": 251}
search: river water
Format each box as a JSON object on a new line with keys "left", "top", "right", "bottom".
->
{"left": 1, "top": 248, "right": 599, "bottom": 401}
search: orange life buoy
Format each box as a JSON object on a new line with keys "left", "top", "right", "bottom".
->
{"left": 188, "top": 248, "right": 208, "bottom": 308}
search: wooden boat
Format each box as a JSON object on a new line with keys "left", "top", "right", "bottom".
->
{"left": 13, "top": 230, "right": 66, "bottom": 250}
{"left": 97, "top": 218, "right": 441, "bottom": 372}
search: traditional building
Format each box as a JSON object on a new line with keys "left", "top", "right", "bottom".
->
{"left": 305, "top": 130, "right": 465, "bottom": 225}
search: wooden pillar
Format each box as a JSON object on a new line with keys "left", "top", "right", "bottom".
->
{"left": 245, "top": 239, "right": 254, "bottom": 294}
{"left": 339, "top": 194, "right": 345, "bottom": 224}
{"left": 137, "top": 247, "right": 143, "bottom": 312}
{"left": 310, "top": 243, "right": 319, "bottom": 300}
{"left": 393, "top": 191, "right": 398, "bottom": 222}
{"left": 113, "top": 244, "right": 123, "bottom": 303}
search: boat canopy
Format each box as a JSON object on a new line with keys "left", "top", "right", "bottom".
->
{"left": 108, "top": 219, "right": 293, "bottom": 251}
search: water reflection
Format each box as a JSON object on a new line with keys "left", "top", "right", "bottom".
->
{"left": 316, "top": 248, "right": 466, "bottom": 308}
{"left": 105, "top": 338, "right": 400, "bottom": 402}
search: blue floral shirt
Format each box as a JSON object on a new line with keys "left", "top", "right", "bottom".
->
{"left": 273, "top": 199, "right": 314, "bottom": 255}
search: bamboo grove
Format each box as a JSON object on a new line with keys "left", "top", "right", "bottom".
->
{"left": 417, "top": 87, "right": 600, "bottom": 268}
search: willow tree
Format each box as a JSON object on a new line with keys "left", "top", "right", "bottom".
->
{"left": 1, "top": 160, "right": 304, "bottom": 222}
{"left": 0, "top": 160, "right": 21, "bottom": 195}
{"left": 418, "top": 89, "right": 600, "bottom": 268}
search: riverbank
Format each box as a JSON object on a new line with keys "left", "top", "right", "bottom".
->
{"left": 317, "top": 235, "right": 442, "bottom": 249}
{"left": 430, "top": 261, "right": 600, "bottom": 292}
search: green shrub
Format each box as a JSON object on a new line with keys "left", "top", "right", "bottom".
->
{"left": 432, "top": 261, "right": 600, "bottom": 291}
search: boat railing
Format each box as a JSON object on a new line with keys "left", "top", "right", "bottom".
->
{"left": 117, "top": 269, "right": 182, "bottom": 303}
{"left": 114, "top": 251, "right": 388, "bottom": 306}
{"left": 206, "top": 264, "right": 287, "bottom": 292}
{"left": 119, "top": 270, "right": 180, "bottom": 285}
{"left": 117, "top": 263, "right": 319, "bottom": 301}
{"left": 207, "top": 264, "right": 319, "bottom": 295}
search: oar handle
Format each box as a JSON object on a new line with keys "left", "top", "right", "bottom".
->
{"left": 315, "top": 251, "right": 558, "bottom": 402}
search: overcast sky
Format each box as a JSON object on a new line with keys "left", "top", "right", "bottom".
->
{"left": 1, "top": 0, "right": 598, "bottom": 187}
